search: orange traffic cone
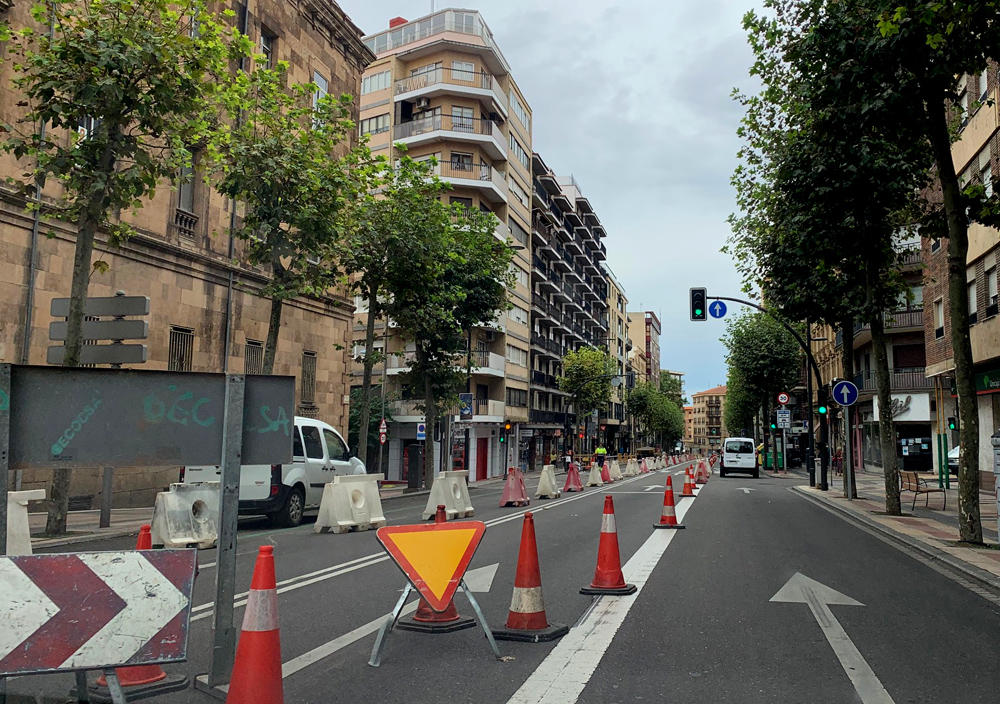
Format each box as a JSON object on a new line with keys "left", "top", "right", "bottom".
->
{"left": 600, "top": 462, "right": 612, "bottom": 483}
{"left": 580, "top": 496, "right": 636, "bottom": 596}
{"left": 226, "top": 546, "right": 283, "bottom": 704}
{"left": 654, "top": 476, "right": 685, "bottom": 530}
{"left": 492, "top": 513, "right": 569, "bottom": 643}
{"left": 86, "top": 526, "right": 188, "bottom": 703}
{"left": 564, "top": 462, "right": 584, "bottom": 492}
{"left": 695, "top": 461, "right": 708, "bottom": 485}
{"left": 397, "top": 505, "right": 475, "bottom": 633}
{"left": 681, "top": 466, "right": 696, "bottom": 497}
{"left": 500, "top": 468, "right": 531, "bottom": 507}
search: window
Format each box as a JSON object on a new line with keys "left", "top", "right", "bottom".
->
{"left": 301, "top": 351, "right": 317, "bottom": 405}
{"left": 451, "top": 106, "right": 474, "bottom": 132}
{"left": 260, "top": 30, "right": 276, "bottom": 68}
{"left": 510, "top": 90, "right": 530, "bottom": 131}
{"left": 511, "top": 264, "right": 529, "bottom": 288}
{"left": 959, "top": 90, "right": 969, "bottom": 126}
{"left": 78, "top": 116, "right": 100, "bottom": 141}
{"left": 177, "top": 164, "right": 195, "bottom": 213}
{"left": 509, "top": 134, "right": 530, "bottom": 170}
{"left": 323, "top": 428, "right": 349, "bottom": 461}
{"left": 968, "top": 279, "right": 978, "bottom": 324}
{"left": 910, "top": 284, "right": 923, "bottom": 308}
{"left": 506, "top": 388, "right": 528, "bottom": 408}
{"left": 506, "top": 344, "right": 528, "bottom": 367}
{"left": 360, "top": 113, "right": 390, "bottom": 136}
{"left": 301, "top": 425, "right": 324, "bottom": 459}
{"left": 292, "top": 427, "right": 304, "bottom": 458}
{"left": 508, "top": 304, "right": 529, "bottom": 326}
{"left": 450, "top": 196, "right": 473, "bottom": 212}
{"left": 931, "top": 239, "right": 941, "bottom": 252}
{"left": 452, "top": 60, "right": 475, "bottom": 83}
{"left": 168, "top": 326, "right": 194, "bottom": 371}
{"left": 313, "top": 71, "right": 328, "bottom": 107}
{"left": 934, "top": 299, "right": 944, "bottom": 339}
{"left": 453, "top": 12, "right": 475, "bottom": 34}
{"left": 980, "top": 146, "right": 993, "bottom": 197}
{"left": 361, "top": 69, "right": 391, "bottom": 95}
{"left": 450, "top": 151, "right": 473, "bottom": 170}
{"left": 509, "top": 218, "right": 529, "bottom": 246}
{"left": 245, "top": 339, "right": 264, "bottom": 375}
{"left": 980, "top": 66, "right": 990, "bottom": 101}
{"left": 508, "top": 176, "right": 528, "bottom": 207}
{"left": 410, "top": 61, "right": 442, "bottom": 76}
{"left": 989, "top": 267, "right": 998, "bottom": 307}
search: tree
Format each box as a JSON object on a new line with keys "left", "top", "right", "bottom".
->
{"left": 628, "top": 381, "right": 684, "bottom": 449}
{"left": 0, "top": 0, "right": 245, "bottom": 535}
{"left": 386, "top": 203, "right": 514, "bottom": 488}
{"left": 724, "top": 367, "right": 757, "bottom": 438}
{"left": 348, "top": 386, "right": 395, "bottom": 472}
{"left": 559, "top": 346, "right": 615, "bottom": 451}
{"left": 877, "top": 0, "right": 1000, "bottom": 541}
{"left": 659, "top": 374, "right": 687, "bottom": 407}
{"left": 215, "top": 63, "right": 361, "bottom": 375}
{"left": 340, "top": 153, "right": 450, "bottom": 466}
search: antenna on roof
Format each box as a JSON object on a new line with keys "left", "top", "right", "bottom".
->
{"left": 430, "top": 0, "right": 436, "bottom": 11}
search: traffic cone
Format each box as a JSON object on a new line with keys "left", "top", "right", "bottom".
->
{"left": 564, "top": 462, "right": 584, "bottom": 492}
{"left": 681, "top": 466, "right": 696, "bottom": 497}
{"left": 500, "top": 468, "right": 530, "bottom": 507}
{"left": 86, "top": 526, "right": 189, "bottom": 703}
{"left": 696, "top": 461, "right": 708, "bottom": 485}
{"left": 600, "top": 462, "right": 612, "bottom": 483}
{"left": 397, "top": 506, "right": 475, "bottom": 633}
{"left": 580, "top": 496, "right": 636, "bottom": 596}
{"left": 492, "top": 513, "right": 569, "bottom": 643}
{"left": 226, "top": 546, "right": 283, "bottom": 704}
{"left": 654, "top": 476, "right": 685, "bottom": 530}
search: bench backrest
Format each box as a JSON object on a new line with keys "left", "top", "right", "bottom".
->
{"left": 899, "top": 471, "right": 920, "bottom": 490}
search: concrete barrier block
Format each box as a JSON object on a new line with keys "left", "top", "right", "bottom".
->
{"left": 423, "top": 471, "right": 475, "bottom": 519}
{"left": 7, "top": 490, "right": 45, "bottom": 556}
{"left": 150, "top": 482, "right": 220, "bottom": 549}
{"left": 535, "top": 465, "right": 562, "bottom": 499}
{"left": 315, "top": 474, "right": 386, "bottom": 534}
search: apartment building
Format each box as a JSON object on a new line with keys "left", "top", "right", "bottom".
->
{"left": 525, "top": 155, "right": 611, "bottom": 466}
{"left": 602, "top": 266, "right": 630, "bottom": 452}
{"left": 923, "top": 60, "right": 999, "bottom": 476}
{"left": 0, "top": 0, "right": 372, "bottom": 506}
{"left": 691, "top": 386, "right": 727, "bottom": 454}
{"left": 354, "top": 9, "right": 533, "bottom": 482}
{"left": 683, "top": 405, "right": 694, "bottom": 450}
{"left": 628, "top": 311, "right": 661, "bottom": 387}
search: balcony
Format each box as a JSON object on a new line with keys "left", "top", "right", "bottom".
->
{"left": 853, "top": 367, "right": 934, "bottom": 393}
{"left": 437, "top": 160, "right": 507, "bottom": 203}
{"left": 385, "top": 352, "right": 416, "bottom": 375}
{"left": 530, "top": 370, "right": 563, "bottom": 391}
{"left": 530, "top": 409, "right": 575, "bottom": 426}
{"left": 393, "top": 66, "right": 508, "bottom": 118}
{"left": 393, "top": 114, "right": 506, "bottom": 160}
{"left": 835, "top": 308, "right": 925, "bottom": 348}
{"left": 471, "top": 399, "right": 505, "bottom": 421}
{"left": 468, "top": 349, "right": 506, "bottom": 377}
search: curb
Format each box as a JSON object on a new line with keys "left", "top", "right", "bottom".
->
{"left": 791, "top": 485, "right": 1000, "bottom": 593}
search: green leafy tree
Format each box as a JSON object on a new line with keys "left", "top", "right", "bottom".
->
{"left": 0, "top": 0, "right": 246, "bottom": 535}
{"left": 215, "top": 64, "right": 361, "bottom": 375}
{"left": 386, "top": 204, "right": 514, "bottom": 488}
{"left": 348, "top": 386, "right": 396, "bottom": 473}
{"left": 340, "top": 153, "right": 450, "bottom": 466}
{"left": 628, "top": 381, "right": 684, "bottom": 449}
{"left": 659, "top": 373, "right": 687, "bottom": 407}
{"left": 559, "top": 346, "right": 615, "bottom": 452}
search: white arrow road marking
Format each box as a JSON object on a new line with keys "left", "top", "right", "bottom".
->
{"left": 65, "top": 553, "right": 189, "bottom": 668}
{"left": 643, "top": 485, "right": 661, "bottom": 492}
{"left": 737, "top": 488, "right": 755, "bottom": 494}
{"left": 0, "top": 561, "right": 59, "bottom": 662}
{"left": 506, "top": 493, "right": 695, "bottom": 704}
{"left": 771, "top": 573, "right": 894, "bottom": 704}
{"left": 275, "top": 563, "right": 499, "bottom": 682}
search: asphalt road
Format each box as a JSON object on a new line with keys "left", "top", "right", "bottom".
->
{"left": 9, "top": 460, "right": 1000, "bottom": 704}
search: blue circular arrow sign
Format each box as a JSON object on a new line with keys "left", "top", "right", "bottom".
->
{"left": 709, "top": 301, "right": 727, "bottom": 319}
{"left": 832, "top": 380, "right": 859, "bottom": 407}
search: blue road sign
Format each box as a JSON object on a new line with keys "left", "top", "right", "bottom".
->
{"left": 416, "top": 422, "right": 426, "bottom": 440}
{"left": 709, "top": 300, "right": 727, "bottom": 319}
{"left": 832, "top": 380, "right": 859, "bottom": 407}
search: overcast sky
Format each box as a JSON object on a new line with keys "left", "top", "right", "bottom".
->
{"left": 339, "top": 0, "right": 758, "bottom": 399}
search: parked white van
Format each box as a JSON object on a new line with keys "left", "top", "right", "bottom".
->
{"left": 182, "top": 416, "right": 366, "bottom": 527}
{"left": 720, "top": 437, "right": 759, "bottom": 478}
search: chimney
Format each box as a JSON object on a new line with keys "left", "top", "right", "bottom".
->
{"left": 389, "top": 17, "right": 407, "bottom": 28}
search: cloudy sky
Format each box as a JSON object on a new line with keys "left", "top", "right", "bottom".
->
{"left": 338, "top": 0, "right": 759, "bottom": 399}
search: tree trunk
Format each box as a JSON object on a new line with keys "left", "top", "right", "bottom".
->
{"left": 928, "top": 98, "right": 982, "bottom": 542}
{"left": 871, "top": 314, "right": 900, "bottom": 515}
{"left": 840, "top": 317, "right": 857, "bottom": 498}
{"left": 261, "top": 295, "right": 283, "bottom": 376}
{"left": 762, "top": 394, "right": 771, "bottom": 470}
{"left": 357, "top": 292, "right": 378, "bottom": 468}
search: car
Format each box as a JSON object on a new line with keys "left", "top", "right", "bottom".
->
{"left": 721, "top": 437, "right": 759, "bottom": 478}
{"left": 182, "top": 416, "right": 366, "bottom": 527}
{"left": 948, "top": 446, "right": 960, "bottom": 475}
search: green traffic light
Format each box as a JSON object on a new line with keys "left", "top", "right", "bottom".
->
{"left": 818, "top": 405, "right": 828, "bottom": 415}
{"left": 695, "top": 308, "right": 703, "bottom": 316}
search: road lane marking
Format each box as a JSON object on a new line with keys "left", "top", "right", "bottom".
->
{"left": 506, "top": 487, "right": 696, "bottom": 704}
{"left": 737, "top": 487, "right": 755, "bottom": 494}
{"left": 771, "top": 573, "right": 894, "bottom": 704}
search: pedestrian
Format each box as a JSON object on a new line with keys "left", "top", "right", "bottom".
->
{"left": 595, "top": 445, "right": 607, "bottom": 467}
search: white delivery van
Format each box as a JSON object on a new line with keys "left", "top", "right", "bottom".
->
{"left": 720, "top": 437, "right": 759, "bottom": 478}
{"left": 182, "top": 416, "right": 366, "bottom": 527}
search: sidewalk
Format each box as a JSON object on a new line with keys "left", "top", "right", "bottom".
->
{"left": 793, "top": 470, "right": 1000, "bottom": 590}
{"left": 24, "top": 473, "right": 513, "bottom": 549}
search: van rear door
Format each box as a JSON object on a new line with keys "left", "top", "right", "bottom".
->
{"left": 724, "top": 440, "right": 756, "bottom": 469}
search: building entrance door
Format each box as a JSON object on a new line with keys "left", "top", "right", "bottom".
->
{"left": 477, "top": 437, "right": 489, "bottom": 481}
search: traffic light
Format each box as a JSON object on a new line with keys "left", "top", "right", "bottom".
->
{"left": 690, "top": 287, "right": 707, "bottom": 321}
{"left": 948, "top": 416, "right": 957, "bottom": 430}
{"left": 500, "top": 420, "right": 512, "bottom": 443}
{"left": 770, "top": 422, "right": 777, "bottom": 430}
{"left": 817, "top": 388, "right": 828, "bottom": 415}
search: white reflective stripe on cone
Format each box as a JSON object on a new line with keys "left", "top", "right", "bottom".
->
{"left": 241, "top": 589, "right": 279, "bottom": 632}
{"left": 509, "top": 586, "right": 545, "bottom": 614}
{"left": 661, "top": 505, "right": 676, "bottom": 518}
{"left": 600, "top": 513, "right": 616, "bottom": 533}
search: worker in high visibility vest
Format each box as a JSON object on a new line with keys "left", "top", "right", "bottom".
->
{"left": 595, "top": 445, "right": 608, "bottom": 467}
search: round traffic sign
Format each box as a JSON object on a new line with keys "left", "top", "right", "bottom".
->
{"left": 379, "top": 431, "right": 387, "bottom": 445}
{"left": 777, "top": 392, "right": 790, "bottom": 405}
{"left": 709, "top": 300, "right": 727, "bottom": 319}
{"left": 832, "top": 380, "right": 859, "bottom": 407}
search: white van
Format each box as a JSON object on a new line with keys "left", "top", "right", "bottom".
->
{"left": 720, "top": 437, "right": 759, "bottom": 478}
{"left": 182, "top": 416, "right": 366, "bottom": 527}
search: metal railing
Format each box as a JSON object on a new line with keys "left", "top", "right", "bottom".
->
{"left": 836, "top": 308, "right": 925, "bottom": 347}
{"left": 393, "top": 66, "right": 508, "bottom": 112}
{"left": 438, "top": 160, "right": 492, "bottom": 182}
{"left": 469, "top": 349, "right": 505, "bottom": 373}
{"left": 393, "top": 113, "right": 505, "bottom": 143}
{"left": 853, "top": 367, "right": 934, "bottom": 392}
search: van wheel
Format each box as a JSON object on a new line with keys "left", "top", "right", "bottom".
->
{"left": 752, "top": 467, "right": 760, "bottom": 479}
{"left": 270, "top": 487, "right": 305, "bottom": 528}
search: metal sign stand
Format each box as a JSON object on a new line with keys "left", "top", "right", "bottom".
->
{"left": 368, "top": 580, "right": 500, "bottom": 667}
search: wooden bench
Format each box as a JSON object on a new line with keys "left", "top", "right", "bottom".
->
{"left": 899, "top": 470, "right": 946, "bottom": 510}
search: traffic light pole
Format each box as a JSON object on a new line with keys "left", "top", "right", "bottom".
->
{"left": 706, "top": 296, "right": 829, "bottom": 490}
